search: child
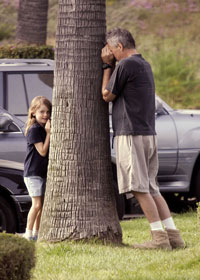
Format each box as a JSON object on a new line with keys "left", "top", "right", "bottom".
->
{"left": 23, "top": 96, "right": 52, "bottom": 240}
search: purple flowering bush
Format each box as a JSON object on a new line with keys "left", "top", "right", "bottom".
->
{"left": 129, "top": 0, "right": 200, "bottom": 12}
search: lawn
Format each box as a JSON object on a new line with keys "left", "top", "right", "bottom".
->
{"left": 31, "top": 211, "right": 200, "bottom": 280}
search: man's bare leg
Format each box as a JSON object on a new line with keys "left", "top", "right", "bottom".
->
{"left": 132, "top": 191, "right": 171, "bottom": 249}
{"left": 133, "top": 192, "right": 161, "bottom": 223}
{"left": 152, "top": 194, "right": 172, "bottom": 220}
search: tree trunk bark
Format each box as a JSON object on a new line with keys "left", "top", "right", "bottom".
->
{"left": 16, "top": 0, "right": 48, "bottom": 45}
{"left": 39, "top": 0, "right": 122, "bottom": 244}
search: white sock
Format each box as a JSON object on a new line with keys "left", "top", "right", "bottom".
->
{"left": 33, "top": 230, "right": 38, "bottom": 237}
{"left": 25, "top": 228, "right": 33, "bottom": 237}
{"left": 150, "top": 221, "right": 164, "bottom": 231}
{"left": 162, "top": 217, "right": 176, "bottom": 230}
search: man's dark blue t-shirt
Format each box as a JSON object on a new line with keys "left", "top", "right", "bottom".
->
{"left": 106, "top": 54, "right": 156, "bottom": 136}
{"left": 24, "top": 122, "right": 48, "bottom": 178}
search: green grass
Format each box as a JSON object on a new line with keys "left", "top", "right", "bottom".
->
{"left": 31, "top": 211, "right": 200, "bottom": 280}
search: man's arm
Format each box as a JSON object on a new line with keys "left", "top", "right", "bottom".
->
{"left": 101, "top": 45, "right": 117, "bottom": 103}
{"left": 102, "top": 68, "right": 117, "bottom": 103}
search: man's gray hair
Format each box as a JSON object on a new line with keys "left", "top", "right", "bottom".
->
{"left": 106, "top": 28, "right": 136, "bottom": 49}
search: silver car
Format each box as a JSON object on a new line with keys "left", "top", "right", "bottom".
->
{"left": 156, "top": 96, "right": 200, "bottom": 199}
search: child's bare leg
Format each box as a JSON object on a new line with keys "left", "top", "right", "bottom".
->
{"left": 33, "top": 195, "right": 44, "bottom": 230}
{"left": 34, "top": 209, "right": 42, "bottom": 231}
{"left": 24, "top": 196, "right": 42, "bottom": 239}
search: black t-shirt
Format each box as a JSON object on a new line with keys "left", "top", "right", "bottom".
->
{"left": 24, "top": 122, "right": 49, "bottom": 178}
{"left": 106, "top": 54, "right": 156, "bottom": 136}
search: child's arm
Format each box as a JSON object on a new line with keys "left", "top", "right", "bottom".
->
{"left": 34, "top": 120, "right": 51, "bottom": 157}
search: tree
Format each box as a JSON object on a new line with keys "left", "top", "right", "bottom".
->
{"left": 16, "top": 0, "right": 48, "bottom": 45}
{"left": 39, "top": 0, "right": 122, "bottom": 243}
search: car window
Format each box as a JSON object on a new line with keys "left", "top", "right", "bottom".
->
{"left": 24, "top": 73, "right": 53, "bottom": 104}
{"left": 6, "top": 72, "right": 53, "bottom": 116}
{"left": 7, "top": 74, "right": 27, "bottom": 115}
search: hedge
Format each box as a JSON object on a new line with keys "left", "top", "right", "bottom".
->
{"left": 0, "top": 233, "right": 35, "bottom": 280}
{"left": 0, "top": 45, "right": 54, "bottom": 59}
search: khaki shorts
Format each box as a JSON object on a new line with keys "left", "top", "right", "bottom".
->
{"left": 115, "top": 135, "right": 160, "bottom": 196}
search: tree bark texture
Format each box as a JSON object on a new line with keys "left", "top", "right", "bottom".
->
{"left": 16, "top": 0, "right": 48, "bottom": 45}
{"left": 39, "top": 0, "right": 122, "bottom": 243}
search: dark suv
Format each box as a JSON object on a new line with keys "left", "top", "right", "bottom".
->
{"left": 0, "top": 59, "right": 54, "bottom": 233}
{"left": 0, "top": 106, "right": 30, "bottom": 233}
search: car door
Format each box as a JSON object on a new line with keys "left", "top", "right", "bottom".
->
{"left": 156, "top": 100, "right": 178, "bottom": 175}
{"left": 0, "top": 109, "right": 26, "bottom": 164}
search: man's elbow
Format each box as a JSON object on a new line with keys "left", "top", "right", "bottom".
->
{"left": 102, "top": 95, "right": 110, "bottom": 102}
{"left": 102, "top": 89, "right": 111, "bottom": 102}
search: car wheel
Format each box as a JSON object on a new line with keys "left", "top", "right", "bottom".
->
{"left": 0, "top": 197, "right": 17, "bottom": 233}
{"left": 113, "top": 180, "right": 125, "bottom": 220}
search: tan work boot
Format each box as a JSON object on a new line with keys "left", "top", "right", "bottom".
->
{"left": 166, "top": 229, "right": 185, "bottom": 249}
{"left": 133, "top": 230, "right": 172, "bottom": 250}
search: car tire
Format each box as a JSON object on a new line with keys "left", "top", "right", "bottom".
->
{"left": 113, "top": 180, "right": 125, "bottom": 220}
{"left": 0, "top": 196, "right": 17, "bottom": 233}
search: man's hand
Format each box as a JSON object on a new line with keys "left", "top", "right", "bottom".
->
{"left": 101, "top": 45, "right": 115, "bottom": 66}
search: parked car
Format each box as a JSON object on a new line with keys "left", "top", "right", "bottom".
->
{"left": 111, "top": 96, "right": 200, "bottom": 197}
{"left": 0, "top": 59, "right": 53, "bottom": 233}
{"left": 1, "top": 59, "right": 200, "bottom": 232}
{"left": 113, "top": 96, "right": 200, "bottom": 217}
{"left": 0, "top": 107, "right": 31, "bottom": 233}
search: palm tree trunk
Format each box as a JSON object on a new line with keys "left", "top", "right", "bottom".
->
{"left": 16, "top": 0, "right": 48, "bottom": 45}
{"left": 39, "top": 0, "right": 122, "bottom": 243}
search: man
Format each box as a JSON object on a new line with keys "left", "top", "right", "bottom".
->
{"left": 101, "top": 28, "right": 184, "bottom": 250}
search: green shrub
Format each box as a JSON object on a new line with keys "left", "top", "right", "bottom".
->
{"left": 0, "top": 233, "right": 35, "bottom": 280}
{"left": 151, "top": 47, "right": 199, "bottom": 108}
{"left": 0, "top": 24, "right": 14, "bottom": 41}
{"left": 0, "top": 45, "right": 54, "bottom": 59}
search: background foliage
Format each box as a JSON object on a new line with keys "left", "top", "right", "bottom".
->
{"left": 0, "top": 45, "right": 54, "bottom": 59}
{"left": 0, "top": 0, "right": 200, "bottom": 108}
